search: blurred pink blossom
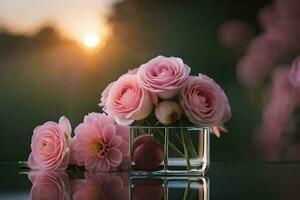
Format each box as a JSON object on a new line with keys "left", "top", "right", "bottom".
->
{"left": 255, "top": 68, "right": 295, "bottom": 159}
{"left": 289, "top": 56, "right": 300, "bottom": 88}
{"left": 236, "top": 0, "right": 300, "bottom": 87}
{"left": 218, "top": 19, "right": 254, "bottom": 50}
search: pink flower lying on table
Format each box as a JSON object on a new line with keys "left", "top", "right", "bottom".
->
{"left": 180, "top": 74, "right": 231, "bottom": 126}
{"left": 70, "top": 113, "right": 129, "bottom": 171}
{"left": 137, "top": 55, "right": 191, "bottom": 99}
{"left": 28, "top": 116, "right": 72, "bottom": 170}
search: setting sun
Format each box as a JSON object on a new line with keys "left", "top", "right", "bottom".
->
{"left": 83, "top": 33, "right": 100, "bottom": 48}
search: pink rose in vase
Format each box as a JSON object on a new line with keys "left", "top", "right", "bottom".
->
{"left": 104, "top": 73, "right": 153, "bottom": 125}
{"left": 180, "top": 74, "right": 231, "bottom": 126}
{"left": 70, "top": 112, "right": 129, "bottom": 171}
{"left": 28, "top": 116, "right": 72, "bottom": 170}
{"left": 137, "top": 55, "right": 191, "bottom": 99}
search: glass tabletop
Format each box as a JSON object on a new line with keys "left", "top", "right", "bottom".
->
{"left": 1, "top": 161, "right": 300, "bottom": 200}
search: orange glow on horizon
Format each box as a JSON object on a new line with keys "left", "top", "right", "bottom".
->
{"left": 83, "top": 33, "right": 100, "bottom": 48}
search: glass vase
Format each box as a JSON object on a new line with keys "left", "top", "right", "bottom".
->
{"left": 129, "top": 126, "right": 210, "bottom": 176}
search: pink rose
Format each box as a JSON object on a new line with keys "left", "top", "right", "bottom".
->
{"left": 289, "top": 56, "right": 300, "bottom": 88}
{"left": 154, "top": 100, "right": 183, "bottom": 125}
{"left": 28, "top": 116, "right": 72, "bottom": 170}
{"left": 70, "top": 112, "right": 129, "bottom": 171}
{"left": 105, "top": 73, "right": 153, "bottom": 125}
{"left": 99, "top": 68, "right": 139, "bottom": 109}
{"left": 180, "top": 74, "right": 231, "bottom": 126}
{"left": 99, "top": 81, "right": 115, "bottom": 108}
{"left": 29, "top": 171, "right": 70, "bottom": 200}
{"left": 137, "top": 55, "right": 191, "bottom": 99}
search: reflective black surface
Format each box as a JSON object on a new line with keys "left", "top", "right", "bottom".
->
{"left": 1, "top": 161, "right": 300, "bottom": 199}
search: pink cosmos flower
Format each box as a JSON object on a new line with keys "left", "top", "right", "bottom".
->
{"left": 28, "top": 116, "right": 72, "bottom": 170}
{"left": 180, "top": 74, "right": 231, "bottom": 126}
{"left": 289, "top": 56, "right": 300, "bottom": 88}
{"left": 104, "top": 73, "right": 153, "bottom": 125}
{"left": 70, "top": 112, "right": 129, "bottom": 171}
{"left": 71, "top": 172, "right": 129, "bottom": 200}
{"left": 137, "top": 55, "right": 191, "bottom": 99}
{"left": 29, "top": 171, "right": 70, "bottom": 200}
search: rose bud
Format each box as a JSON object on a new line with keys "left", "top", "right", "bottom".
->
{"left": 132, "top": 179, "right": 164, "bottom": 200}
{"left": 155, "top": 101, "right": 183, "bottom": 125}
{"left": 132, "top": 135, "right": 163, "bottom": 171}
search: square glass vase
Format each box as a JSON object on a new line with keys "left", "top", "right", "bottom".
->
{"left": 129, "top": 126, "right": 210, "bottom": 176}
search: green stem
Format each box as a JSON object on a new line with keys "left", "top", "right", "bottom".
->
{"left": 157, "top": 131, "right": 185, "bottom": 158}
{"left": 18, "top": 161, "right": 29, "bottom": 169}
{"left": 183, "top": 180, "right": 191, "bottom": 200}
{"left": 144, "top": 120, "right": 185, "bottom": 157}
{"left": 181, "top": 128, "right": 191, "bottom": 170}
{"left": 183, "top": 128, "right": 198, "bottom": 158}
{"left": 164, "top": 128, "right": 169, "bottom": 171}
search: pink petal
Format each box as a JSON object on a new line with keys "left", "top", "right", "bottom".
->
{"left": 97, "top": 158, "right": 110, "bottom": 171}
{"left": 118, "top": 141, "right": 129, "bottom": 156}
{"left": 103, "top": 124, "right": 116, "bottom": 143}
{"left": 28, "top": 153, "right": 39, "bottom": 170}
{"left": 109, "top": 136, "right": 122, "bottom": 148}
{"left": 108, "top": 148, "right": 122, "bottom": 166}
{"left": 59, "top": 116, "right": 72, "bottom": 137}
{"left": 116, "top": 125, "right": 129, "bottom": 141}
{"left": 115, "top": 117, "right": 134, "bottom": 126}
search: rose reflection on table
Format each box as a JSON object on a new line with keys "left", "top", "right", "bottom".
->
{"left": 28, "top": 171, "right": 209, "bottom": 200}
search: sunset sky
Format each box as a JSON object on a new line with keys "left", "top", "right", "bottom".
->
{"left": 0, "top": 0, "right": 122, "bottom": 45}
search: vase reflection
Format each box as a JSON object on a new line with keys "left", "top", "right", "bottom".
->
{"left": 130, "top": 176, "right": 209, "bottom": 200}
{"left": 28, "top": 171, "right": 209, "bottom": 200}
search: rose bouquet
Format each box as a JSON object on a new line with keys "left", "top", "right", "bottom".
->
{"left": 99, "top": 55, "right": 231, "bottom": 173}
{"left": 100, "top": 55, "right": 231, "bottom": 130}
{"left": 22, "top": 55, "right": 231, "bottom": 174}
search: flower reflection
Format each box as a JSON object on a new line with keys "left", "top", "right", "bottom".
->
{"left": 28, "top": 171, "right": 209, "bottom": 200}
{"left": 71, "top": 172, "right": 129, "bottom": 200}
{"left": 28, "top": 171, "right": 70, "bottom": 200}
